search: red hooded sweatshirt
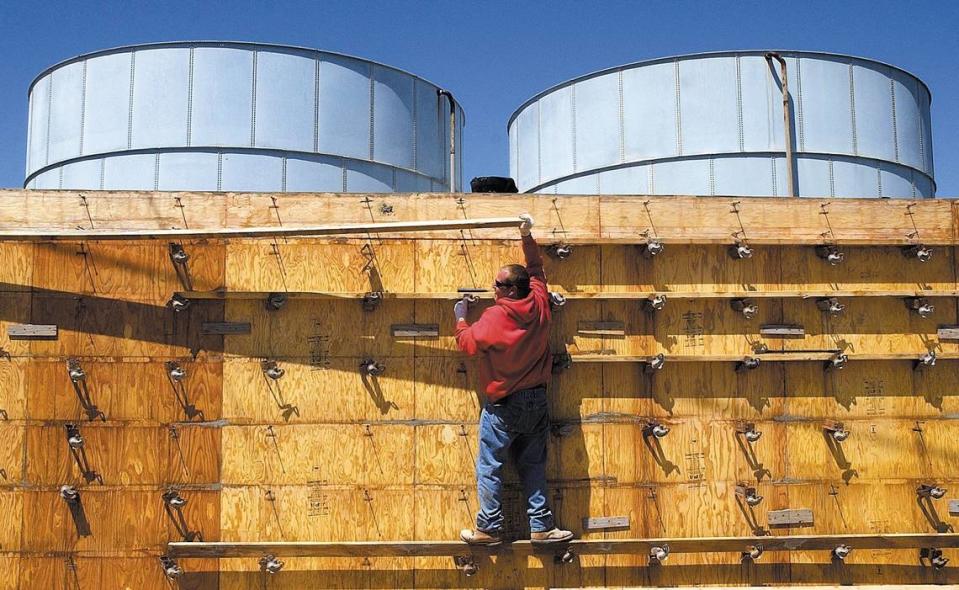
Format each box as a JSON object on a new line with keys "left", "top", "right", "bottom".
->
{"left": 455, "top": 234, "right": 552, "bottom": 402}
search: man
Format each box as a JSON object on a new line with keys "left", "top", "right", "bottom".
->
{"left": 454, "top": 213, "right": 574, "bottom": 546}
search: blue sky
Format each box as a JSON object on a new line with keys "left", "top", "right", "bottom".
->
{"left": 1, "top": 0, "right": 956, "bottom": 195}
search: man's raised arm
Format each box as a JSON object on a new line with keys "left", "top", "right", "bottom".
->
{"left": 519, "top": 213, "right": 546, "bottom": 287}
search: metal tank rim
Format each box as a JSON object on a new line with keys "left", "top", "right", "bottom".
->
{"left": 506, "top": 49, "right": 931, "bottom": 129}
{"left": 27, "top": 40, "right": 459, "bottom": 100}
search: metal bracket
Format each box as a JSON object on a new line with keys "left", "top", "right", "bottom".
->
{"left": 760, "top": 324, "right": 805, "bottom": 338}
{"left": 362, "top": 292, "right": 382, "bottom": 312}
{"left": 583, "top": 516, "right": 629, "bottom": 531}
{"left": 7, "top": 324, "right": 58, "bottom": 340}
{"left": 767, "top": 508, "right": 814, "bottom": 527}
{"left": 453, "top": 555, "right": 477, "bottom": 576}
{"left": 201, "top": 322, "right": 251, "bottom": 335}
{"left": 391, "top": 324, "right": 439, "bottom": 338}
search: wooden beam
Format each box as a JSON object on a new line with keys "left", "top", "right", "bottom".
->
{"left": 569, "top": 352, "right": 958, "bottom": 363}
{"left": 0, "top": 216, "right": 522, "bottom": 241}
{"left": 167, "top": 532, "right": 959, "bottom": 558}
{"left": 175, "top": 289, "right": 959, "bottom": 301}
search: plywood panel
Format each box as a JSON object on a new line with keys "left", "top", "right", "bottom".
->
{"left": 0, "top": 557, "right": 17, "bottom": 590}
{"left": 0, "top": 292, "right": 31, "bottom": 357}
{"left": 642, "top": 361, "right": 787, "bottom": 419}
{"left": 415, "top": 240, "right": 602, "bottom": 294}
{"left": 224, "top": 298, "right": 412, "bottom": 359}
{"left": 223, "top": 357, "right": 414, "bottom": 423}
{"left": 0, "top": 242, "right": 33, "bottom": 291}
{"left": 548, "top": 423, "right": 606, "bottom": 484}
{"left": 25, "top": 358, "right": 222, "bottom": 422}
{"left": 220, "top": 485, "right": 414, "bottom": 542}
{"left": 601, "top": 244, "right": 784, "bottom": 293}
{"left": 0, "top": 489, "right": 22, "bottom": 551}
{"left": 221, "top": 424, "right": 414, "bottom": 486}
{"left": 784, "top": 420, "right": 930, "bottom": 482}
{"left": 226, "top": 238, "right": 415, "bottom": 292}
{"left": 25, "top": 424, "right": 220, "bottom": 485}
{"left": 0, "top": 359, "right": 27, "bottom": 421}
{"left": 781, "top": 297, "right": 954, "bottom": 355}
{"left": 603, "top": 420, "right": 786, "bottom": 485}
{"left": 414, "top": 357, "right": 484, "bottom": 422}
{"left": 29, "top": 295, "right": 224, "bottom": 358}
{"left": 780, "top": 246, "right": 956, "bottom": 292}
{"left": 0, "top": 423, "right": 23, "bottom": 486}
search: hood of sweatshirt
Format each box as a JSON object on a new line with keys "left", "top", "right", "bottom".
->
{"left": 495, "top": 292, "right": 542, "bottom": 325}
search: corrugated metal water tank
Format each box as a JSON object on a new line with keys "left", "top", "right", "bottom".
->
{"left": 25, "top": 42, "right": 464, "bottom": 192}
{"left": 509, "top": 51, "right": 935, "bottom": 198}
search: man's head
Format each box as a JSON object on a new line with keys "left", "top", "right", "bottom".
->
{"left": 493, "top": 264, "right": 530, "bottom": 300}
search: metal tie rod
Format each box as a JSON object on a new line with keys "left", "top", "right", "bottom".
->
{"left": 0, "top": 216, "right": 524, "bottom": 242}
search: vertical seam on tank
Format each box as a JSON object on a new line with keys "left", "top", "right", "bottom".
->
{"left": 153, "top": 152, "right": 160, "bottom": 190}
{"left": 281, "top": 155, "right": 287, "bottom": 192}
{"left": 795, "top": 57, "right": 805, "bottom": 151}
{"left": 25, "top": 81, "right": 34, "bottom": 176}
{"left": 411, "top": 79, "right": 418, "bottom": 172}
{"left": 708, "top": 158, "right": 715, "bottom": 196}
{"left": 127, "top": 51, "right": 136, "bottom": 149}
{"left": 313, "top": 58, "right": 320, "bottom": 153}
{"left": 828, "top": 159, "right": 835, "bottom": 197}
{"left": 771, "top": 156, "right": 778, "bottom": 196}
{"left": 45, "top": 74, "right": 53, "bottom": 166}
{"left": 250, "top": 50, "right": 258, "bottom": 147}
{"left": 536, "top": 101, "right": 542, "bottom": 186}
{"left": 848, "top": 63, "right": 858, "bottom": 156}
{"left": 341, "top": 159, "right": 348, "bottom": 191}
{"left": 736, "top": 56, "right": 744, "bottom": 152}
{"left": 186, "top": 47, "right": 195, "bottom": 147}
{"left": 890, "top": 77, "right": 899, "bottom": 162}
{"left": 57, "top": 166, "right": 63, "bottom": 189}
{"left": 79, "top": 60, "right": 87, "bottom": 156}
{"left": 369, "top": 64, "right": 375, "bottom": 161}
{"left": 392, "top": 167, "right": 397, "bottom": 191}
{"left": 649, "top": 162, "right": 655, "bottom": 194}
{"left": 674, "top": 60, "right": 683, "bottom": 156}
{"left": 216, "top": 152, "right": 223, "bottom": 191}
{"left": 571, "top": 85, "right": 578, "bottom": 172}
{"left": 877, "top": 163, "right": 883, "bottom": 197}
{"left": 910, "top": 168, "right": 917, "bottom": 198}
{"left": 98, "top": 158, "right": 105, "bottom": 190}
{"left": 916, "top": 79, "right": 926, "bottom": 174}
{"left": 618, "top": 70, "right": 625, "bottom": 163}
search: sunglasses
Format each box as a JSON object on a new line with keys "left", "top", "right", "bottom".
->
{"left": 493, "top": 280, "right": 514, "bottom": 289}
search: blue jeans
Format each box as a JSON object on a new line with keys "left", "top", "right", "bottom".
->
{"left": 475, "top": 385, "right": 554, "bottom": 534}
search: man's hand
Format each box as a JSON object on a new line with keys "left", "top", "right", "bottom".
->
{"left": 519, "top": 213, "right": 534, "bottom": 237}
{"left": 453, "top": 297, "right": 470, "bottom": 322}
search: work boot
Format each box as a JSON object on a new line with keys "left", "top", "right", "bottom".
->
{"left": 530, "top": 527, "right": 574, "bottom": 544}
{"left": 460, "top": 528, "right": 503, "bottom": 546}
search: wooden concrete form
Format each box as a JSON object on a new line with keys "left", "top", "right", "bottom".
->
{"left": 2, "top": 190, "right": 959, "bottom": 589}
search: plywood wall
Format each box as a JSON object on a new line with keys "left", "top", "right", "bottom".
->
{"left": 2, "top": 192, "right": 959, "bottom": 589}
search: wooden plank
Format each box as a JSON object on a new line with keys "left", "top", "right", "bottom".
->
{"left": 168, "top": 532, "right": 959, "bottom": 557}
{"left": 0, "top": 358, "right": 28, "bottom": 421}
{"left": 0, "top": 423, "right": 24, "bottom": 486}
{"left": 939, "top": 325, "right": 959, "bottom": 340}
{"left": 7, "top": 323, "right": 57, "bottom": 339}
{"left": 570, "top": 352, "right": 959, "bottom": 363}
{"left": 0, "top": 216, "right": 524, "bottom": 241}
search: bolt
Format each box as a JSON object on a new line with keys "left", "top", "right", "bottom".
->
{"left": 736, "top": 422, "right": 762, "bottom": 442}
{"left": 815, "top": 245, "right": 845, "bottom": 266}
{"left": 729, "top": 243, "right": 753, "bottom": 260}
{"left": 163, "top": 489, "right": 188, "bottom": 508}
{"left": 549, "top": 244, "right": 572, "bottom": 260}
{"left": 168, "top": 293, "right": 191, "bottom": 313}
{"left": 160, "top": 556, "right": 183, "bottom": 579}
{"left": 261, "top": 360, "right": 285, "bottom": 380}
{"left": 361, "top": 292, "right": 382, "bottom": 312}
{"left": 67, "top": 361, "right": 85, "bottom": 383}
{"left": 642, "top": 239, "right": 664, "bottom": 259}
{"left": 644, "top": 353, "right": 666, "bottom": 374}
{"left": 906, "top": 297, "right": 934, "bottom": 318}
{"left": 645, "top": 421, "right": 669, "bottom": 439}
{"left": 59, "top": 485, "right": 80, "bottom": 504}
{"left": 266, "top": 292, "right": 288, "bottom": 311}
{"left": 649, "top": 545, "right": 669, "bottom": 562}
{"left": 917, "top": 484, "right": 947, "bottom": 500}
{"left": 736, "top": 357, "right": 761, "bottom": 373}
{"left": 903, "top": 244, "right": 933, "bottom": 263}
{"left": 825, "top": 353, "right": 848, "bottom": 372}
{"left": 66, "top": 424, "right": 84, "bottom": 449}
{"left": 816, "top": 297, "right": 845, "bottom": 316}
{"left": 736, "top": 484, "right": 763, "bottom": 506}
{"left": 169, "top": 243, "right": 189, "bottom": 264}
{"left": 361, "top": 359, "right": 385, "bottom": 377}
{"left": 824, "top": 421, "right": 850, "bottom": 442}
{"left": 645, "top": 294, "right": 667, "bottom": 312}
{"left": 166, "top": 361, "right": 186, "bottom": 382}
{"left": 730, "top": 298, "right": 758, "bottom": 319}
{"left": 259, "top": 554, "right": 284, "bottom": 574}
{"left": 832, "top": 544, "right": 852, "bottom": 560}
{"left": 742, "top": 544, "right": 763, "bottom": 561}
{"left": 548, "top": 292, "right": 567, "bottom": 310}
